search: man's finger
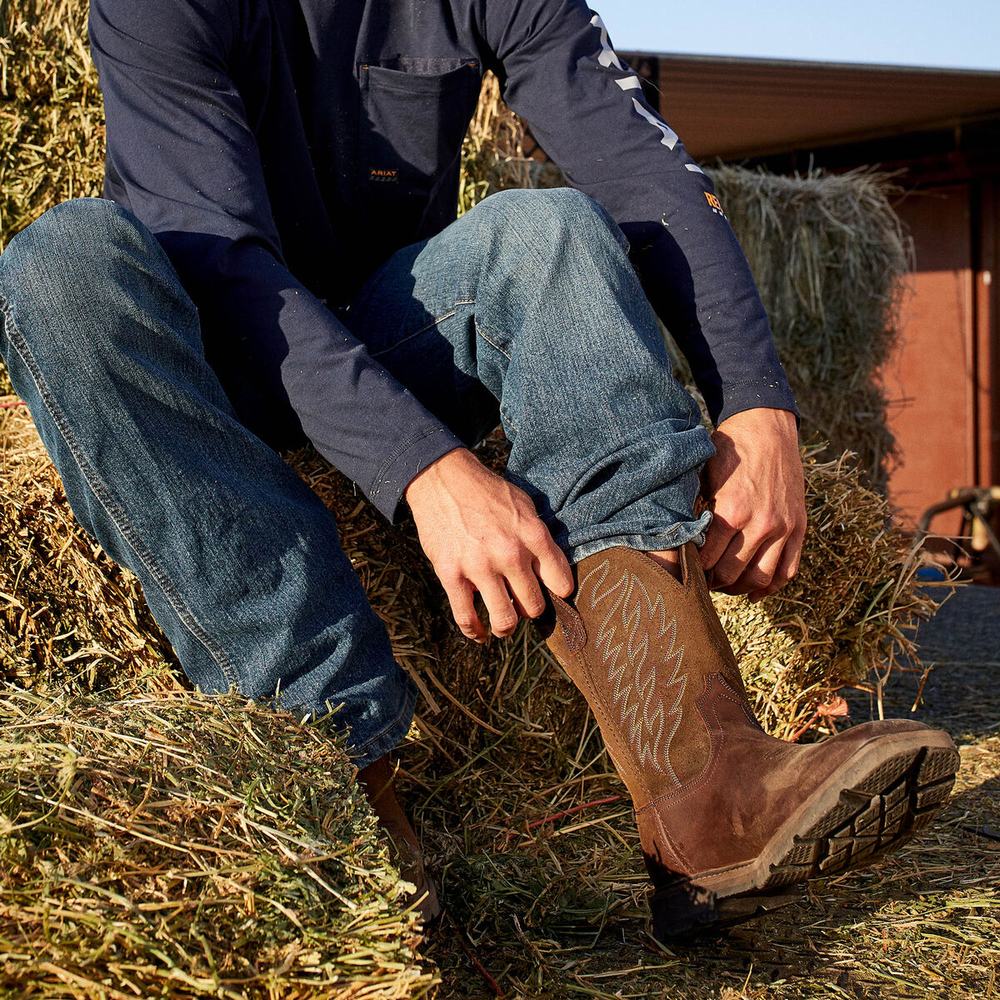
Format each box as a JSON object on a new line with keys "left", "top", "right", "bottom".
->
{"left": 784, "top": 520, "right": 806, "bottom": 579}
{"left": 478, "top": 576, "right": 520, "bottom": 638}
{"left": 534, "top": 533, "right": 575, "bottom": 598}
{"left": 727, "top": 533, "right": 785, "bottom": 596}
{"left": 506, "top": 562, "right": 548, "bottom": 619}
{"left": 752, "top": 523, "right": 806, "bottom": 600}
{"left": 706, "top": 526, "right": 752, "bottom": 588}
{"left": 699, "top": 511, "right": 739, "bottom": 574}
{"left": 444, "top": 577, "right": 487, "bottom": 643}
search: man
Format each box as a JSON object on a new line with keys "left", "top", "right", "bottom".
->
{"left": 0, "top": 0, "right": 958, "bottom": 939}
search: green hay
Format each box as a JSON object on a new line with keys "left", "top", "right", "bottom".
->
{"left": 0, "top": 688, "right": 435, "bottom": 998}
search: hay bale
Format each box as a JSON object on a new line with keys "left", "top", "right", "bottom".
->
{"left": 0, "top": 688, "right": 434, "bottom": 998}
{"left": 710, "top": 167, "right": 911, "bottom": 490}
{"left": 0, "top": 0, "right": 104, "bottom": 248}
{"left": 0, "top": 0, "right": 105, "bottom": 395}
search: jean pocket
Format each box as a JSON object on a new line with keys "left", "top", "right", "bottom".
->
{"left": 357, "top": 59, "right": 481, "bottom": 245}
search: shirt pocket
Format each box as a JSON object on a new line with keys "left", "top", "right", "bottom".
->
{"left": 357, "top": 59, "right": 482, "bottom": 252}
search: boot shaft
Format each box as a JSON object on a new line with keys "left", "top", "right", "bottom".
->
{"left": 544, "top": 541, "right": 759, "bottom": 807}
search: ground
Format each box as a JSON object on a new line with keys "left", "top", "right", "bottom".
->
{"left": 426, "top": 583, "right": 1000, "bottom": 999}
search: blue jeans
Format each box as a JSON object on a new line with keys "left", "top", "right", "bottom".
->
{"left": 0, "top": 188, "right": 714, "bottom": 769}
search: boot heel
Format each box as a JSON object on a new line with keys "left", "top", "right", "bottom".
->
{"left": 650, "top": 879, "right": 800, "bottom": 941}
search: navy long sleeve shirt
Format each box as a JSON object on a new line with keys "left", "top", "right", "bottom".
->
{"left": 87, "top": 0, "right": 799, "bottom": 523}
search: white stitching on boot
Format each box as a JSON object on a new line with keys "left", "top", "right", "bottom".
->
{"left": 581, "top": 560, "right": 688, "bottom": 786}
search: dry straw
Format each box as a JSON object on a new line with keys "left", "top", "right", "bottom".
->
{"left": 0, "top": 688, "right": 435, "bottom": 998}
{"left": 0, "top": 0, "right": 105, "bottom": 251}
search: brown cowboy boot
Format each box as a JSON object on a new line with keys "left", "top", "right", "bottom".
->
{"left": 359, "top": 755, "right": 442, "bottom": 927}
{"left": 540, "top": 541, "right": 960, "bottom": 939}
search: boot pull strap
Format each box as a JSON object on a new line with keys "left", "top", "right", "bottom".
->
{"left": 680, "top": 540, "right": 707, "bottom": 593}
{"left": 550, "top": 593, "right": 587, "bottom": 653}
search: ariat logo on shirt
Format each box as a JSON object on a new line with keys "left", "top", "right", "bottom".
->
{"left": 704, "top": 192, "right": 727, "bottom": 218}
{"left": 369, "top": 167, "right": 399, "bottom": 183}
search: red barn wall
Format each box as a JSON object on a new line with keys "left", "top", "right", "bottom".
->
{"left": 885, "top": 185, "right": 977, "bottom": 526}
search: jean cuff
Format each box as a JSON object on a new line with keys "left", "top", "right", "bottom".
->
{"left": 565, "top": 509, "right": 713, "bottom": 565}
{"left": 347, "top": 671, "right": 419, "bottom": 771}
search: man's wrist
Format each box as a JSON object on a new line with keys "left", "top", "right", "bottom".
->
{"left": 403, "top": 446, "right": 474, "bottom": 510}
{"left": 716, "top": 406, "right": 798, "bottom": 437}
{"left": 712, "top": 380, "right": 801, "bottom": 432}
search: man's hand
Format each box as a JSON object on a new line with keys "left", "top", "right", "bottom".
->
{"left": 404, "top": 448, "right": 575, "bottom": 641}
{"left": 699, "top": 408, "right": 806, "bottom": 601}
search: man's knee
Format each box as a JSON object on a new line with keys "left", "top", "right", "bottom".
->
{"left": 0, "top": 198, "right": 187, "bottom": 371}
{"left": 475, "top": 187, "right": 630, "bottom": 255}
{"left": 1, "top": 198, "right": 151, "bottom": 299}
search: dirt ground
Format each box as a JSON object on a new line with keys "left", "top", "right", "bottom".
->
{"left": 427, "top": 583, "right": 1000, "bottom": 999}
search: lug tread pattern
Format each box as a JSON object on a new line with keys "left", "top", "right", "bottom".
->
{"left": 764, "top": 745, "right": 960, "bottom": 889}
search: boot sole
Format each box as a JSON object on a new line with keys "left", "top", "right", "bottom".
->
{"left": 651, "top": 731, "right": 961, "bottom": 941}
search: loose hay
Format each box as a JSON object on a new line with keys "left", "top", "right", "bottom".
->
{"left": 0, "top": 688, "right": 435, "bottom": 998}
{"left": 0, "top": 405, "right": 949, "bottom": 978}
{"left": 457, "top": 72, "right": 561, "bottom": 217}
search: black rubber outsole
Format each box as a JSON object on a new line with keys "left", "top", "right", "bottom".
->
{"left": 651, "top": 743, "right": 961, "bottom": 941}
